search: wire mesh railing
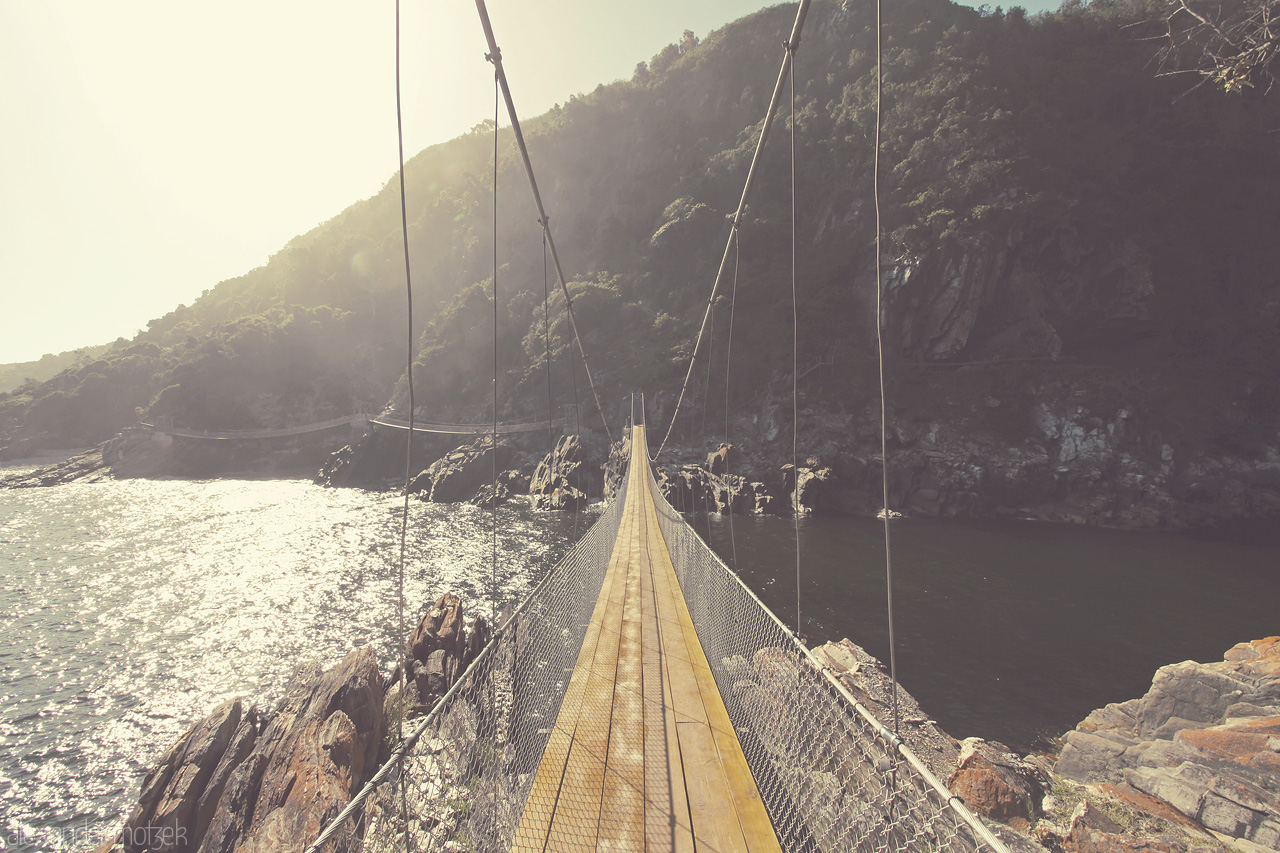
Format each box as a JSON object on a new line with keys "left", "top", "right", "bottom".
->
{"left": 642, "top": 457, "right": 1009, "bottom": 853}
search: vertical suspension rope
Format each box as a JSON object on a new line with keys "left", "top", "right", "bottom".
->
{"left": 724, "top": 227, "right": 740, "bottom": 569}
{"left": 873, "top": 0, "right": 901, "bottom": 735}
{"left": 392, "top": 0, "right": 414, "bottom": 840}
{"left": 542, "top": 219, "right": 553, "bottom": 454}
{"left": 489, "top": 68, "right": 500, "bottom": 629}
{"left": 566, "top": 290, "right": 582, "bottom": 539}
{"left": 473, "top": 0, "right": 613, "bottom": 446}
{"left": 788, "top": 39, "right": 802, "bottom": 639}
{"left": 651, "top": 0, "right": 812, "bottom": 462}
{"left": 700, "top": 304, "right": 715, "bottom": 522}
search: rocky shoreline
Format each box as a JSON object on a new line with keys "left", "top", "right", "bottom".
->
{"left": 98, "top": 577, "right": 1279, "bottom": 853}
{"left": 7, "top": 398, "right": 1279, "bottom": 540}
{"left": 92, "top": 594, "right": 490, "bottom": 853}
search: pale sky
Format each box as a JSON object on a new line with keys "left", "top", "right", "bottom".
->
{"left": 0, "top": 0, "right": 1060, "bottom": 366}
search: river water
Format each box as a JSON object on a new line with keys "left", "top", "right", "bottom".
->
{"left": 698, "top": 512, "right": 1280, "bottom": 752}
{"left": 1, "top": 473, "right": 1277, "bottom": 849}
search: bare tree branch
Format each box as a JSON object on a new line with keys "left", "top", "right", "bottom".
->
{"left": 1159, "top": 0, "right": 1280, "bottom": 94}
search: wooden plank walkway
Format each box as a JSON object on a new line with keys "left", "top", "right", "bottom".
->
{"left": 512, "top": 425, "right": 781, "bottom": 852}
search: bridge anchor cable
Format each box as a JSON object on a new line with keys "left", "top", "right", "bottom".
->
{"left": 473, "top": 0, "right": 613, "bottom": 447}
{"left": 652, "top": 0, "right": 813, "bottom": 461}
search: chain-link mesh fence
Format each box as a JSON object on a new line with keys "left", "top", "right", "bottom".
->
{"left": 302, "top": 464, "right": 629, "bottom": 853}
{"left": 307, "top": 429, "right": 1008, "bottom": 853}
{"left": 642, "top": 459, "right": 1007, "bottom": 853}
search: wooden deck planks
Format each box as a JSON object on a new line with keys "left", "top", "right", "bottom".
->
{"left": 512, "top": 426, "right": 780, "bottom": 852}
{"left": 510, "top": 492, "right": 631, "bottom": 851}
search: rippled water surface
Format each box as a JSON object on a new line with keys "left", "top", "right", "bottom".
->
{"left": 0, "top": 478, "right": 579, "bottom": 850}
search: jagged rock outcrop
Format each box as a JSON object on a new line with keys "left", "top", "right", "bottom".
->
{"left": 654, "top": 463, "right": 759, "bottom": 514}
{"left": 384, "top": 593, "right": 489, "bottom": 743}
{"left": 601, "top": 433, "right": 631, "bottom": 500}
{"left": 653, "top": 448, "right": 830, "bottom": 517}
{"left": 316, "top": 433, "right": 392, "bottom": 488}
{"left": 1, "top": 428, "right": 177, "bottom": 487}
{"left": 1054, "top": 638, "right": 1280, "bottom": 849}
{"left": 316, "top": 427, "right": 468, "bottom": 490}
{"left": 735, "top": 389, "right": 1280, "bottom": 533}
{"left": 706, "top": 442, "right": 743, "bottom": 476}
{"left": 809, "top": 638, "right": 963, "bottom": 780}
{"left": 655, "top": 464, "right": 717, "bottom": 513}
{"left": 407, "top": 436, "right": 516, "bottom": 503}
{"left": 98, "top": 648, "right": 384, "bottom": 853}
{"left": 468, "top": 481, "right": 510, "bottom": 508}
{"left": 529, "top": 434, "right": 595, "bottom": 510}
{"left": 1, "top": 445, "right": 112, "bottom": 487}
{"left": 781, "top": 460, "right": 835, "bottom": 515}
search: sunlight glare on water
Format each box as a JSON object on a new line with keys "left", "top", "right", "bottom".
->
{"left": 0, "top": 478, "right": 578, "bottom": 851}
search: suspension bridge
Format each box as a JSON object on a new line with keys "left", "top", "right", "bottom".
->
{"left": 308, "top": 424, "right": 1006, "bottom": 852}
{"left": 299, "top": 0, "right": 1014, "bottom": 848}
{"left": 136, "top": 415, "right": 565, "bottom": 441}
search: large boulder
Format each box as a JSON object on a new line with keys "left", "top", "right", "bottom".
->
{"left": 118, "top": 700, "right": 246, "bottom": 853}
{"left": 946, "top": 738, "right": 1051, "bottom": 831}
{"left": 405, "top": 593, "right": 465, "bottom": 663}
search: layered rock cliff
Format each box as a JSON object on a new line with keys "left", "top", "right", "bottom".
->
{"left": 96, "top": 649, "right": 384, "bottom": 853}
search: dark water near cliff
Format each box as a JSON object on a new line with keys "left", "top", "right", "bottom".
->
{"left": 2, "top": 475, "right": 1277, "bottom": 848}
{"left": 697, "top": 512, "right": 1280, "bottom": 753}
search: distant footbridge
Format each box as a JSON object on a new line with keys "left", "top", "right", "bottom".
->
{"left": 135, "top": 415, "right": 566, "bottom": 441}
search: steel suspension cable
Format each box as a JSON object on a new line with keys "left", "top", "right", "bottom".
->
{"left": 651, "top": 0, "right": 813, "bottom": 461}
{"left": 489, "top": 69, "right": 500, "bottom": 629}
{"left": 724, "top": 231, "right": 740, "bottom": 569}
{"left": 392, "top": 0, "right": 414, "bottom": 840}
{"left": 700, "top": 304, "right": 715, "bottom": 522}
{"left": 541, "top": 219, "right": 553, "bottom": 454}
{"left": 873, "top": 0, "right": 902, "bottom": 735}
{"left": 473, "top": 0, "right": 611, "bottom": 446}
{"left": 565, "top": 277, "right": 582, "bottom": 540}
{"left": 707, "top": 311, "right": 716, "bottom": 431}
{"left": 788, "top": 40, "right": 802, "bottom": 639}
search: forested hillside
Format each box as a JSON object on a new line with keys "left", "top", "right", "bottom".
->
{"left": 0, "top": 344, "right": 111, "bottom": 395}
{"left": 4, "top": 0, "right": 1278, "bottom": 502}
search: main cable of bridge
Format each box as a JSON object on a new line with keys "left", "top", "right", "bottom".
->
{"left": 392, "top": 0, "right": 416, "bottom": 838}
{"left": 650, "top": 0, "right": 813, "bottom": 462}
{"left": 473, "top": 0, "right": 612, "bottom": 447}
